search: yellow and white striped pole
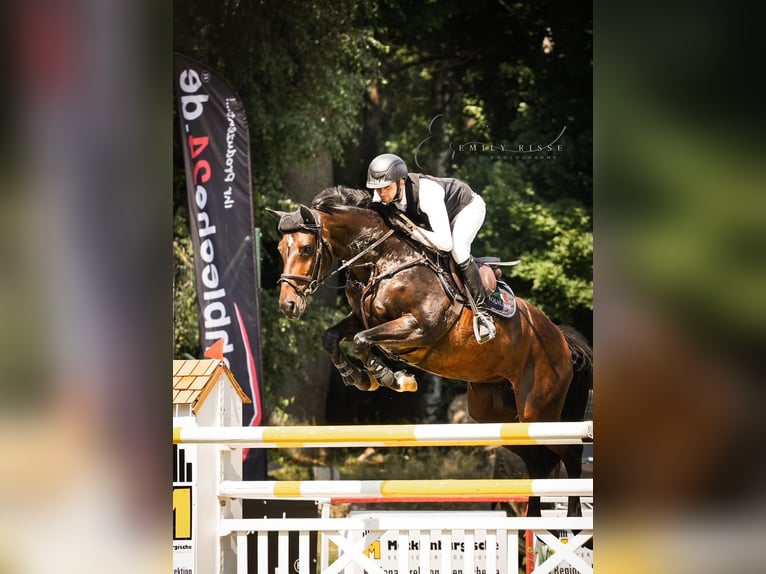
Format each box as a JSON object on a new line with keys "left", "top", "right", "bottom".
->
{"left": 218, "top": 478, "right": 593, "bottom": 500}
{"left": 173, "top": 421, "right": 593, "bottom": 447}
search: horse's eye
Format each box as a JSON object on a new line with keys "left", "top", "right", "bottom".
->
{"left": 301, "top": 245, "right": 313, "bottom": 257}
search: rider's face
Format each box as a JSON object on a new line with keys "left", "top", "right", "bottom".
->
{"left": 377, "top": 180, "right": 401, "bottom": 204}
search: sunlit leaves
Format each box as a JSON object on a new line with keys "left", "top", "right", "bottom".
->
{"left": 173, "top": 211, "right": 200, "bottom": 358}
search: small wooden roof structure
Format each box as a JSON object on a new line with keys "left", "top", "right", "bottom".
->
{"left": 172, "top": 359, "right": 251, "bottom": 414}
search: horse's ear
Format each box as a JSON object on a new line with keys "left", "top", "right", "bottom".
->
{"left": 265, "top": 207, "right": 287, "bottom": 221}
{"left": 299, "top": 204, "right": 316, "bottom": 226}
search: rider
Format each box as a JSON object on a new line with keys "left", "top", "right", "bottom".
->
{"left": 366, "top": 153, "right": 496, "bottom": 343}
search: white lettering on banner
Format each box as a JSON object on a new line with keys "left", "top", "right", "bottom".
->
{"left": 178, "top": 66, "right": 236, "bottom": 364}
{"left": 222, "top": 98, "right": 237, "bottom": 208}
{"left": 201, "top": 263, "right": 219, "bottom": 289}
{"left": 179, "top": 69, "right": 208, "bottom": 122}
{"left": 194, "top": 184, "right": 207, "bottom": 209}
{"left": 199, "top": 238, "right": 214, "bottom": 263}
{"left": 197, "top": 211, "right": 217, "bottom": 238}
{"left": 181, "top": 94, "right": 209, "bottom": 122}
{"left": 203, "top": 301, "right": 232, "bottom": 329}
{"left": 179, "top": 69, "right": 201, "bottom": 93}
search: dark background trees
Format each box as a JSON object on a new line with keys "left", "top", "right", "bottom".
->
{"left": 173, "top": 0, "right": 592, "bottom": 427}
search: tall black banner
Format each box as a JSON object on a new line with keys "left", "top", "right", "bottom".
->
{"left": 174, "top": 53, "right": 266, "bottom": 479}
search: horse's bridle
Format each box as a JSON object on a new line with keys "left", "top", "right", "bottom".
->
{"left": 276, "top": 217, "right": 329, "bottom": 298}
{"left": 277, "top": 211, "right": 395, "bottom": 299}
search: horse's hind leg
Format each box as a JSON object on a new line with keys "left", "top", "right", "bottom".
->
{"left": 322, "top": 313, "right": 379, "bottom": 391}
{"left": 465, "top": 383, "right": 551, "bottom": 514}
{"left": 545, "top": 443, "right": 584, "bottom": 517}
{"left": 467, "top": 382, "right": 568, "bottom": 517}
{"left": 508, "top": 445, "right": 562, "bottom": 517}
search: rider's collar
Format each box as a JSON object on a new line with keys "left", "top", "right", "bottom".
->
{"left": 393, "top": 181, "right": 407, "bottom": 210}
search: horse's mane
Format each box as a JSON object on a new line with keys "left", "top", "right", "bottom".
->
{"left": 310, "top": 184, "right": 422, "bottom": 251}
{"left": 311, "top": 186, "right": 372, "bottom": 213}
{"left": 311, "top": 185, "right": 401, "bottom": 231}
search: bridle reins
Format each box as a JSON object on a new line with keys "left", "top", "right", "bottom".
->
{"left": 277, "top": 212, "right": 396, "bottom": 299}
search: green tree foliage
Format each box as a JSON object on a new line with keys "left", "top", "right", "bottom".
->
{"left": 258, "top": 289, "right": 347, "bottom": 423}
{"left": 173, "top": 208, "right": 200, "bottom": 359}
{"left": 463, "top": 160, "right": 593, "bottom": 326}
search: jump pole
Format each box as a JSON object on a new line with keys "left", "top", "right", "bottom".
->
{"left": 174, "top": 420, "right": 593, "bottom": 447}
{"left": 218, "top": 478, "right": 593, "bottom": 500}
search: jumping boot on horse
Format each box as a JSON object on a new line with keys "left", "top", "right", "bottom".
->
{"left": 458, "top": 257, "right": 496, "bottom": 344}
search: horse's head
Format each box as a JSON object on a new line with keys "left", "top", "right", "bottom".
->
{"left": 266, "top": 204, "right": 332, "bottom": 319}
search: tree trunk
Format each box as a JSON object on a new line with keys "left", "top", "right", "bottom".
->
{"left": 274, "top": 151, "right": 336, "bottom": 425}
{"left": 431, "top": 69, "right": 454, "bottom": 177}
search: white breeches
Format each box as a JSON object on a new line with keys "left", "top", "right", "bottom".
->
{"left": 450, "top": 193, "right": 486, "bottom": 264}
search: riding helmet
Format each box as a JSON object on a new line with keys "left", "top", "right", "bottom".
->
{"left": 366, "top": 153, "right": 408, "bottom": 189}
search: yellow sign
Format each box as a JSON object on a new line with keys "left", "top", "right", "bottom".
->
{"left": 173, "top": 486, "right": 192, "bottom": 540}
{"left": 365, "top": 540, "right": 381, "bottom": 559}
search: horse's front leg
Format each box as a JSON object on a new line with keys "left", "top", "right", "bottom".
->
{"left": 352, "top": 314, "right": 428, "bottom": 393}
{"left": 322, "top": 313, "right": 379, "bottom": 391}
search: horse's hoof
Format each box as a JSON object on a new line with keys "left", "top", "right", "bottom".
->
{"left": 355, "top": 381, "right": 380, "bottom": 391}
{"left": 394, "top": 371, "right": 418, "bottom": 393}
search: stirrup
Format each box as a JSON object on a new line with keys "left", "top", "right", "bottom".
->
{"left": 472, "top": 311, "right": 496, "bottom": 344}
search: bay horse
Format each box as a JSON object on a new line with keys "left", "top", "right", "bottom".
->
{"left": 267, "top": 186, "right": 592, "bottom": 517}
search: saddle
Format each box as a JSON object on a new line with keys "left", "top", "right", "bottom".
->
{"left": 448, "top": 256, "right": 518, "bottom": 319}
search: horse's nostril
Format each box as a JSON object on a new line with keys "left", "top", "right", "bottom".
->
{"left": 281, "top": 299, "right": 297, "bottom": 317}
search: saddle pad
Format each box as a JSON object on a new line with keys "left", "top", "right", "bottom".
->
{"left": 485, "top": 281, "right": 516, "bottom": 318}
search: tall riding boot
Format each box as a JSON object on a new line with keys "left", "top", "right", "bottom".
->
{"left": 458, "top": 258, "right": 496, "bottom": 343}
{"left": 458, "top": 257, "right": 488, "bottom": 306}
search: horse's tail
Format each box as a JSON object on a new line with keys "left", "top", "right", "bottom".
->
{"left": 559, "top": 325, "right": 593, "bottom": 422}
